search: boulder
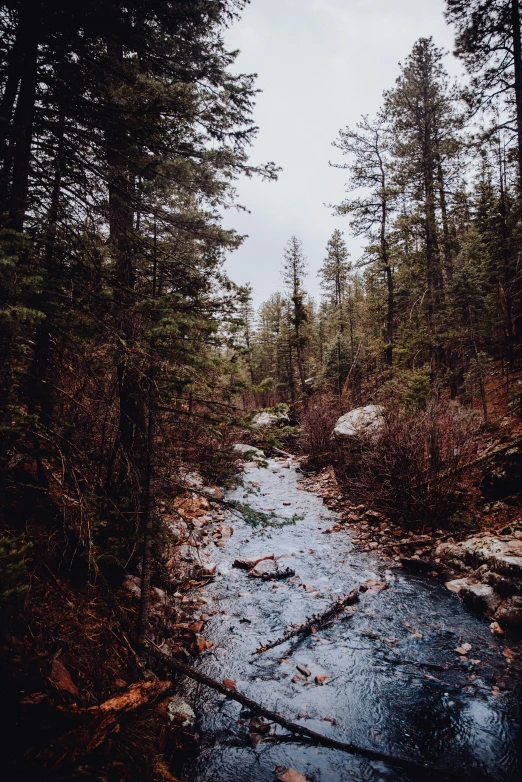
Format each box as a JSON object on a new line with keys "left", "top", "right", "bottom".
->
{"left": 251, "top": 411, "right": 289, "bottom": 429}
{"left": 233, "top": 443, "right": 265, "bottom": 461}
{"left": 495, "top": 596, "right": 522, "bottom": 630}
{"left": 333, "top": 405, "right": 385, "bottom": 439}
{"left": 436, "top": 536, "right": 522, "bottom": 580}
{"left": 460, "top": 582, "right": 502, "bottom": 616}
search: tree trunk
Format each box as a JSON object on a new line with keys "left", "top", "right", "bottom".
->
{"left": 511, "top": 0, "right": 522, "bottom": 190}
{"left": 8, "top": 23, "right": 38, "bottom": 232}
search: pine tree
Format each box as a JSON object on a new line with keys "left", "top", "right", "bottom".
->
{"left": 282, "top": 236, "right": 309, "bottom": 395}
{"left": 332, "top": 114, "right": 395, "bottom": 365}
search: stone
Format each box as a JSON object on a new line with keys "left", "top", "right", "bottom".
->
{"left": 197, "top": 556, "right": 217, "bottom": 577}
{"left": 436, "top": 536, "right": 522, "bottom": 580}
{"left": 333, "top": 404, "right": 385, "bottom": 439}
{"left": 496, "top": 596, "right": 522, "bottom": 630}
{"left": 251, "top": 411, "right": 290, "bottom": 429}
{"left": 461, "top": 583, "right": 502, "bottom": 616}
{"left": 233, "top": 443, "right": 265, "bottom": 460}
{"left": 122, "top": 575, "right": 141, "bottom": 598}
{"left": 296, "top": 664, "right": 311, "bottom": 677}
{"left": 204, "top": 485, "right": 224, "bottom": 501}
{"left": 167, "top": 697, "right": 196, "bottom": 728}
{"left": 445, "top": 577, "right": 470, "bottom": 594}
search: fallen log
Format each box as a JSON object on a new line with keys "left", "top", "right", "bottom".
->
{"left": 253, "top": 588, "right": 360, "bottom": 656}
{"left": 144, "top": 639, "right": 465, "bottom": 778}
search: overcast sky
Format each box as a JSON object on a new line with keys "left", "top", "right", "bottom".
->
{"left": 223, "top": 0, "right": 463, "bottom": 307}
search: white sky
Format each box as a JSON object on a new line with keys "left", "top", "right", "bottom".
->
{"left": 223, "top": 0, "right": 464, "bottom": 307}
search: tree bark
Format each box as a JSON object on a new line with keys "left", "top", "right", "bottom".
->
{"left": 7, "top": 20, "right": 38, "bottom": 232}
{"left": 511, "top": 0, "right": 522, "bottom": 190}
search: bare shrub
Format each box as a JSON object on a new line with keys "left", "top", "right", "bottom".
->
{"left": 299, "top": 395, "right": 340, "bottom": 460}
{"left": 335, "top": 403, "right": 476, "bottom": 530}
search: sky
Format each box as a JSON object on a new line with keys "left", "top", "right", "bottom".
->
{"left": 223, "top": 0, "right": 464, "bottom": 307}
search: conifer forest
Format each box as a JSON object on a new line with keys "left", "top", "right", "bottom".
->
{"left": 3, "top": 2, "right": 522, "bottom": 780}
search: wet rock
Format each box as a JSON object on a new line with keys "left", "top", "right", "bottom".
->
{"left": 233, "top": 443, "right": 265, "bottom": 460}
{"left": 483, "top": 570, "right": 522, "bottom": 597}
{"left": 461, "top": 583, "right": 502, "bottom": 616}
{"left": 251, "top": 411, "right": 289, "bottom": 429}
{"left": 197, "top": 555, "right": 217, "bottom": 578}
{"left": 400, "top": 557, "right": 438, "bottom": 574}
{"left": 436, "top": 536, "right": 522, "bottom": 580}
{"left": 495, "top": 596, "right": 522, "bottom": 630}
{"left": 333, "top": 404, "right": 385, "bottom": 439}
{"left": 167, "top": 697, "right": 196, "bottom": 728}
{"left": 233, "top": 553, "right": 274, "bottom": 570}
{"left": 204, "top": 485, "right": 224, "bottom": 501}
{"left": 445, "top": 577, "right": 470, "bottom": 594}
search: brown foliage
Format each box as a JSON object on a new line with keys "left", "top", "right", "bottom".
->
{"left": 298, "top": 395, "right": 340, "bottom": 460}
{"left": 335, "top": 403, "right": 476, "bottom": 529}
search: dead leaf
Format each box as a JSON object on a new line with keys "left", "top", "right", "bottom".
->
{"left": 50, "top": 659, "right": 79, "bottom": 698}
{"left": 223, "top": 678, "right": 237, "bottom": 690}
{"left": 489, "top": 621, "right": 504, "bottom": 635}
{"left": 455, "top": 643, "right": 472, "bottom": 655}
{"left": 503, "top": 649, "right": 516, "bottom": 663}
{"left": 315, "top": 674, "right": 330, "bottom": 685}
{"left": 278, "top": 769, "right": 308, "bottom": 782}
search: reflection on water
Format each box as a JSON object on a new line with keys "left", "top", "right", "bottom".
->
{"left": 179, "top": 459, "right": 522, "bottom": 782}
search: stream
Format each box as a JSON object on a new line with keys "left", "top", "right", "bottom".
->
{"left": 179, "top": 457, "right": 522, "bottom": 781}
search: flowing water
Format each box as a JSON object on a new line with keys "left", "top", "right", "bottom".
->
{"left": 179, "top": 458, "right": 522, "bottom": 781}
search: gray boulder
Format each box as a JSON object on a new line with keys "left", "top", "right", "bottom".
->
{"left": 333, "top": 405, "right": 385, "bottom": 439}
{"left": 251, "top": 411, "right": 289, "bottom": 429}
{"left": 233, "top": 443, "right": 265, "bottom": 461}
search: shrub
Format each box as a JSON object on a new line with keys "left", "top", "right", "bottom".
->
{"left": 299, "top": 395, "right": 340, "bottom": 460}
{"left": 335, "top": 402, "right": 475, "bottom": 530}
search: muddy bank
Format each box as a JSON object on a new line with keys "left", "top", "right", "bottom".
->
{"left": 173, "top": 457, "right": 522, "bottom": 782}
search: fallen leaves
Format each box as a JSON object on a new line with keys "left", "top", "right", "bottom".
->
{"left": 223, "top": 678, "right": 237, "bottom": 690}
{"left": 49, "top": 659, "right": 79, "bottom": 698}
{"left": 455, "top": 643, "right": 472, "bottom": 655}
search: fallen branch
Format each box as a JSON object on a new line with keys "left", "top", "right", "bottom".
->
{"left": 271, "top": 446, "right": 295, "bottom": 458}
{"left": 341, "top": 341, "right": 363, "bottom": 399}
{"left": 253, "top": 588, "right": 360, "bottom": 656}
{"left": 144, "top": 639, "right": 464, "bottom": 778}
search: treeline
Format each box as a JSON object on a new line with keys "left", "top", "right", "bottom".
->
{"left": 0, "top": 1, "right": 273, "bottom": 634}
{"left": 240, "top": 4, "right": 522, "bottom": 419}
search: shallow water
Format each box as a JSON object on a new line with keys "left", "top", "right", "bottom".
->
{"left": 180, "top": 459, "right": 522, "bottom": 781}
